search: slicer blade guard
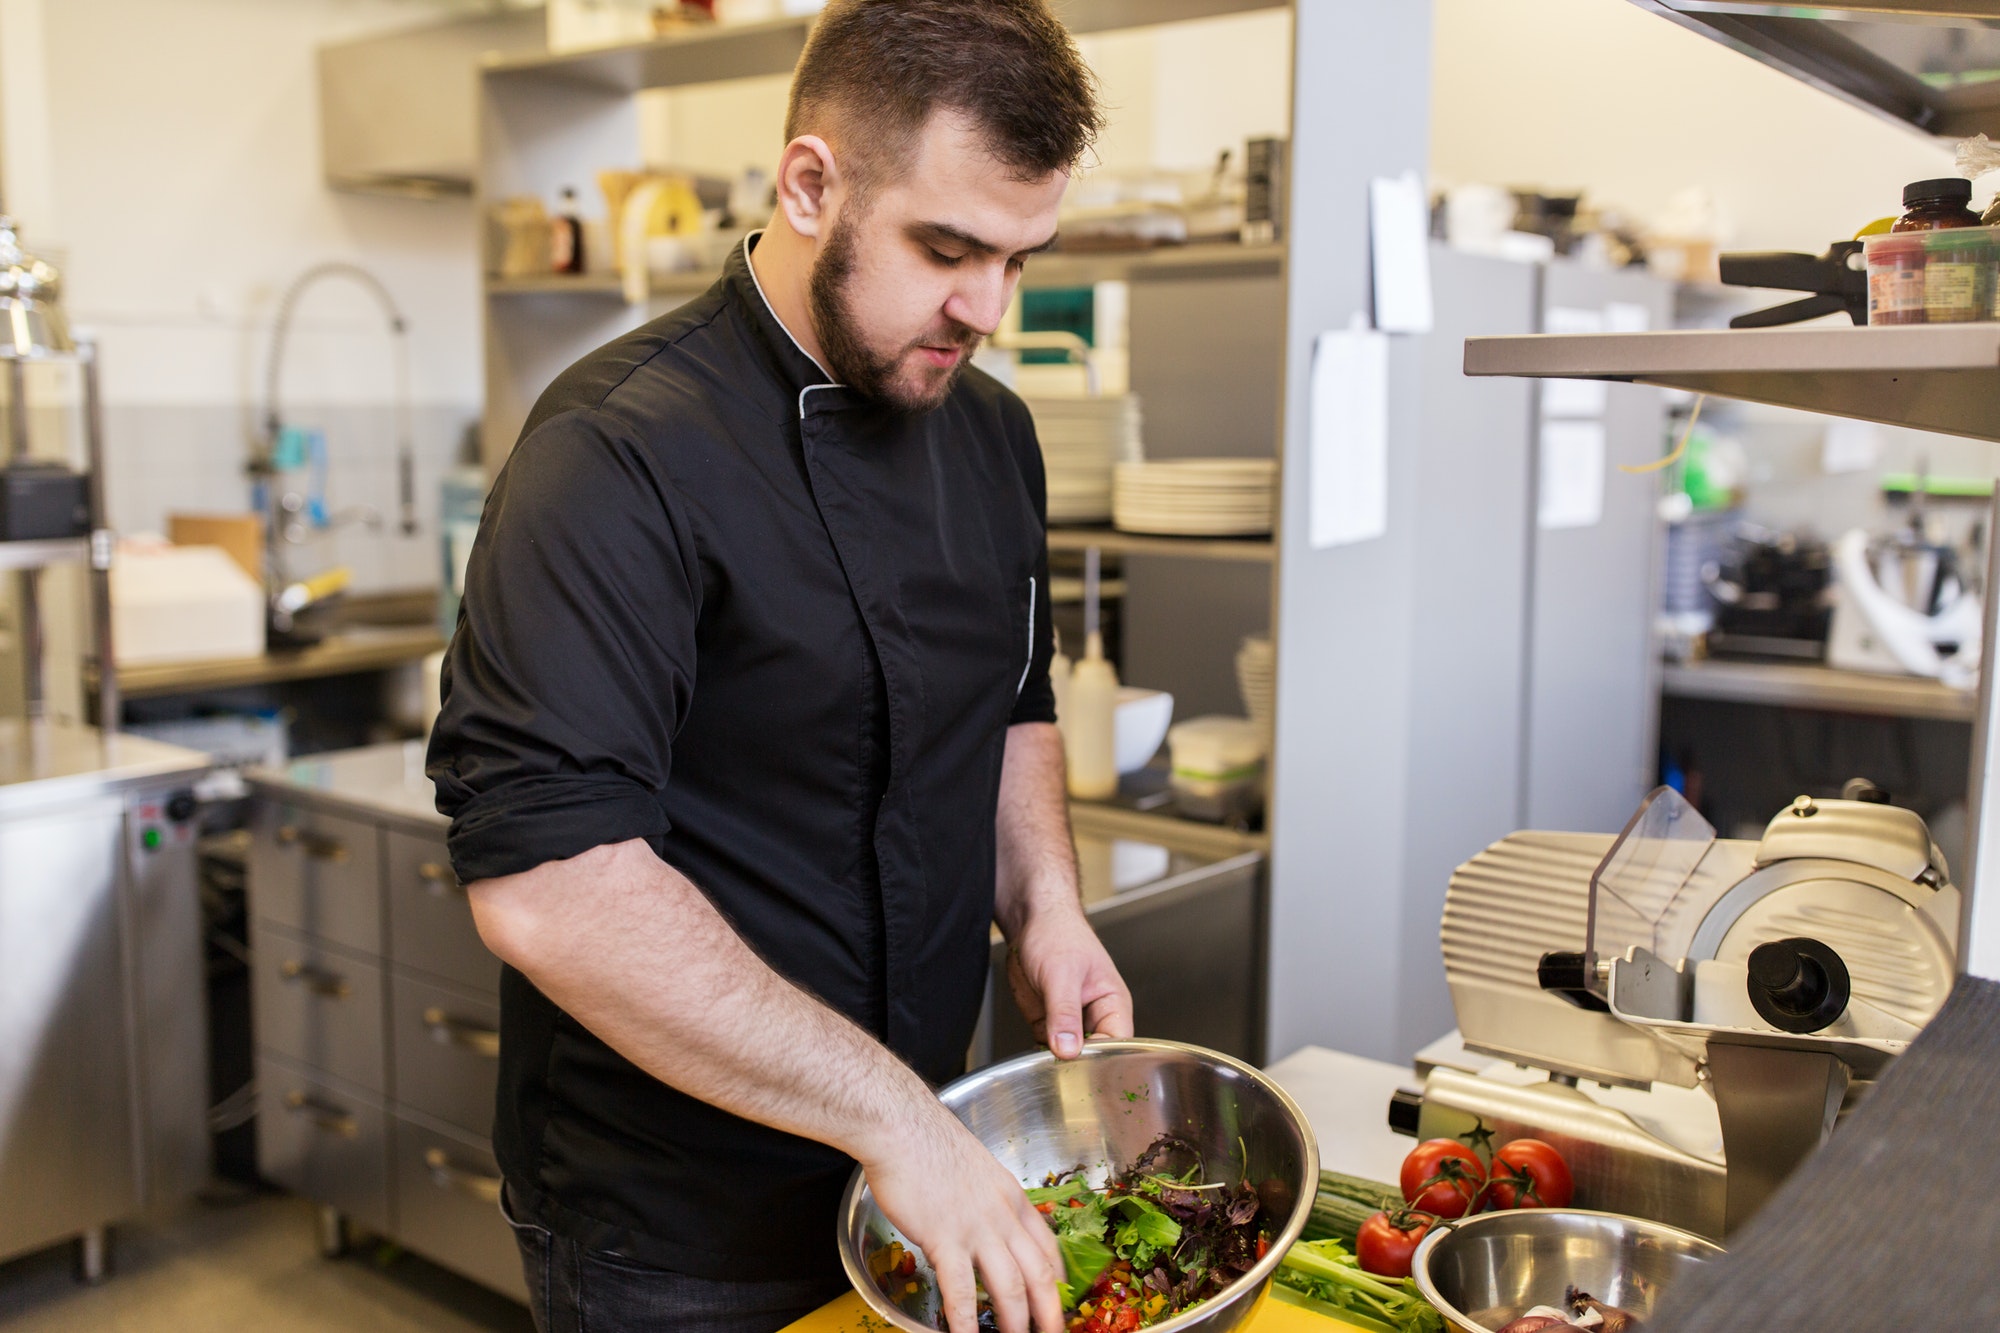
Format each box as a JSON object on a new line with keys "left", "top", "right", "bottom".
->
{"left": 1586, "top": 786, "right": 1719, "bottom": 1002}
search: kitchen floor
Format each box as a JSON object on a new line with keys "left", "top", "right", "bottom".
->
{"left": 0, "top": 1190, "right": 533, "bottom": 1332}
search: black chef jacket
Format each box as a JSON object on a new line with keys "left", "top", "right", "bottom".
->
{"left": 427, "top": 233, "right": 1056, "bottom": 1284}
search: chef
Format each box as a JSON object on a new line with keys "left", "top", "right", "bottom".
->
{"left": 426, "top": 4, "right": 1124, "bottom": 1333}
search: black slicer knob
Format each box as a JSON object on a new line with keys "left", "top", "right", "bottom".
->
{"left": 1746, "top": 937, "right": 1851, "bottom": 1034}
{"left": 1387, "top": 1089, "right": 1422, "bottom": 1138}
{"left": 1537, "top": 950, "right": 1610, "bottom": 1013}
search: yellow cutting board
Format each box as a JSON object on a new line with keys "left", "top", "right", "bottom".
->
{"left": 781, "top": 1287, "right": 1374, "bottom": 1333}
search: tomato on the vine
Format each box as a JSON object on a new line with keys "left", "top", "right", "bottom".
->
{"left": 1482, "top": 1139, "right": 1573, "bottom": 1210}
{"left": 1399, "top": 1138, "right": 1485, "bottom": 1219}
{"left": 1356, "top": 1209, "right": 1432, "bottom": 1279}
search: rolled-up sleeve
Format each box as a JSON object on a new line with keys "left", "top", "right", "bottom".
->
{"left": 427, "top": 408, "right": 700, "bottom": 884}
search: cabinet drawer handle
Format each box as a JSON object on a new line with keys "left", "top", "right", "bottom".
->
{"left": 279, "top": 959, "right": 352, "bottom": 1000}
{"left": 422, "top": 1007, "right": 500, "bottom": 1058}
{"left": 417, "top": 861, "right": 463, "bottom": 895}
{"left": 424, "top": 1147, "right": 503, "bottom": 1205}
{"left": 277, "top": 825, "right": 350, "bottom": 864}
{"left": 284, "top": 1090, "right": 359, "bottom": 1139}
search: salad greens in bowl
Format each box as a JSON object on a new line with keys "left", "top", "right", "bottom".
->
{"left": 838, "top": 1039, "right": 1319, "bottom": 1333}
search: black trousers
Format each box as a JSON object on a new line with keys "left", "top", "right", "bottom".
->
{"left": 503, "top": 1187, "right": 847, "bottom": 1333}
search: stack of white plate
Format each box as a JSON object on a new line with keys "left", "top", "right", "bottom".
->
{"left": 1112, "top": 459, "right": 1276, "bottom": 536}
{"left": 1024, "top": 395, "right": 1143, "bottom": 525}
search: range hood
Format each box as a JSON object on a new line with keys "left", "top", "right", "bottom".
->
{"left": 1628, "top": 2, "right": 2000, "bottom": 140}
{"left": 319, "top": 6, "right": 546, "bottom": 199}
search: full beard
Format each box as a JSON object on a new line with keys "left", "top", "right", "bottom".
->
{"left": 808, "top": 211, "right": 980, "bottom": 414}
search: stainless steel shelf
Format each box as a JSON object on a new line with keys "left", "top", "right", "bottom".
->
{"left": 107, "top": 626, "right": 448, "bottom": 702}
{"left": 1069, "top": 798, "right": 1269, "bottom": 857}
{"left": 1661, "top": 657, "right": 1974, "bottom": 723}
{"left": 1046, "top": 526, "right": 1273, "bottom": 563}
{"left": 1626, "top": 1, "right": 2000, "bottom": 142}
{"left": 485, "top": 272, "right": 627, "bottom": 298}
{"left": 1022, "top": 243, "right": 1283, "bottom": 288}
{"left": 484, "top": 0, "right": 1286, "bottom": 92}
{"left": 1465, "top": 325, "right": 2000, "bottom": 444}
{"left": 0, "top": 538, "right": 90, "bottom": 572}
{"left": 484, "top": 243, "right": 1282, "bottom": 302}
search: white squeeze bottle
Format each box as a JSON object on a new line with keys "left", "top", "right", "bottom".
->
{"left": 1066, "top": 548, "right": 1120, "bottom": 800}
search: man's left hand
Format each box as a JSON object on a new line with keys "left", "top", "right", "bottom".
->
{"left": 1005, "top": 903, "right": 1132, "bottom": 1059}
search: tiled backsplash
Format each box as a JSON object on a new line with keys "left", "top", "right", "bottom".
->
{"left": 100, "top": 401, "right": 479, "bottom": 594}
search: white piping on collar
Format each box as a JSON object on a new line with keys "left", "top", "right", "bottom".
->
{"left": 798, "top": 382, "right": 842, "bottom": 419}
{"left": 742, "top": 229, "right": 841, "bottom": 391}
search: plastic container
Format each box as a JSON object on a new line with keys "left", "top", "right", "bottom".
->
{"left": 1166, "top": 715, "right": 1266, "bottom": 823}
{"left": 1925, "top": 226, "right": 1994, "bottom": 323}
{"left": 1866, "top": 233, "right": 1928, "bottom": 325}
{"left": 1865, "top": 224, "right": 2000, "bottom": 325}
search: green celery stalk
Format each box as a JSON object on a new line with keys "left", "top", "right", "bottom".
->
{"left": 1269, "top": 1282, "right": 1402, "bottom": 1333}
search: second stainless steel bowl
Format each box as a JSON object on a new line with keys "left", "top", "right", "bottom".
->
{"left": 838, "top": 1038, "right": 1318, "bottom": 1333}
{"left": 1412, "top": 1208, "right": 1723, "bottom": 1333}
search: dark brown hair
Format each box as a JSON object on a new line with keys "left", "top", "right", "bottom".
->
{"left": 785, "top": 0, "right": 1102, "bottom": 189}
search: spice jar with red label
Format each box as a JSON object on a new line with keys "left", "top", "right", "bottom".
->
{"left": 1867, "top": 233, "right": 1927, "bottom": 325}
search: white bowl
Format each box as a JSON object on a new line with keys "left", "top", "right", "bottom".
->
{"left": 1115, "top": 686, "right": 1173, "bottom": 773}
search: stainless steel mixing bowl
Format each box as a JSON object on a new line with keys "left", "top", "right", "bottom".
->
{"left": 1412, "top": 1208, "right": 1724, "bottom": 1333}
{"left": 838, "top": 1039, "right": 1319, "bottom": 1333}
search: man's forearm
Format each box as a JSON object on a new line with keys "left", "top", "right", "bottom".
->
{"left": 468, "top": 838, "right": 939, "bottom": 1165}
{"left": 993, "top": 722, "right": 1082, "bottom": 939}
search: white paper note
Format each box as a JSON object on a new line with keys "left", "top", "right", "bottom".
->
{"left": 1822, "top": 418, "right": 1883, "bottom": 474}
{"left": 1370, "top": 171, "right": 1434, "bottom": 334}
{"left": 1542, "top": 307, "right": 1612, "bottom": 419}
{"left": 1310, "top": 324, "right": 1390, "bottom": 549}
{"left": 1545, "top": 305, "right": 1606, "bottom": 337}
{"left": 1605, "top": 301, "right": 1652, "bottom": 334}
{"left": 1539, "top": 420, "right": 1606, "bottom": 530}
{"left": 1543, "top": 378, "right": 1609, "bottom": 418}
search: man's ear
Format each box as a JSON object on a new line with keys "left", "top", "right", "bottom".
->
{"left": 774, "top": 134, "right": 841, "bottom": 240}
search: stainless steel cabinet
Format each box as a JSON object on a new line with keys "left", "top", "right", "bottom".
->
{"left": 0, "top": 724, "right": 209, "bottom": 1274}
{"left": 978, "top": 845, "right": 1266, "bottom": 1068}
{"left": 249, "top": 803, "right": 384, "bottom": 955}
{"left": 384, "top": 828, "right": 497, "bottom": 993}
{"left": 391, "top": 1113, "right": 518, "bottom": 1296}
{"left": 257, "top": 1054, "right": 394, "bottom": 1236}
{"left": 390, "top": 972, "right": 502, "bottom": 1139}
{"left": 252, "top": 923, "right": 389, "bottom": 1096}
{"left": 248, "top": 744, "right": 522, "bottom": 1303}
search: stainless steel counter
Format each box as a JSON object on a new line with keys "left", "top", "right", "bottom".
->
{"left": 252, "top": 738, "right": 445, "bottom": 833}
{"left": 1661, "top": 657, "right": 1975, "bottom": 723}
{"left": 0, "top": 719, "right": 210, "bottom": 813}
{"left": 0, "top": 719, "right": 210, "bottom": 1275}
{"left": 255, "top": 741, "right": 1271, "bottom": 1066}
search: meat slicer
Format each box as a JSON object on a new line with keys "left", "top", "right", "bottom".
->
{"left": 1395, "top": 786, "right": 1961, "bottom": 1237}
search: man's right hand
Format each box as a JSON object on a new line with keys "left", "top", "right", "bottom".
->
{"left": 468, "top": 841, "right": 1062, "bottom": 1331}
{"left": 860, "top": 1100, "right": 1064, "bottom": 1333}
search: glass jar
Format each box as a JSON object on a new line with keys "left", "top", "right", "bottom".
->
{"left": 1894, "top": 177, "right": 1981, "bottom": 232}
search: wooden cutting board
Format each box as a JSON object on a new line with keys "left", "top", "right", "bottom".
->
{"left": 780, "top": 1287, "right": 1371, "bottom": 1333}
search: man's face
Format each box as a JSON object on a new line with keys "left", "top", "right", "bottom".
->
{"left": 808, "top": 112, "right": 1068, "bottom": 413}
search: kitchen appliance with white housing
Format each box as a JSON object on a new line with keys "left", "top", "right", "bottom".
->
{"left": 1397, "top": 784, "right": 1960, "bottom": 1238}
{"left": 1826, "top": 521, "right": 1982, "bottom": 687}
